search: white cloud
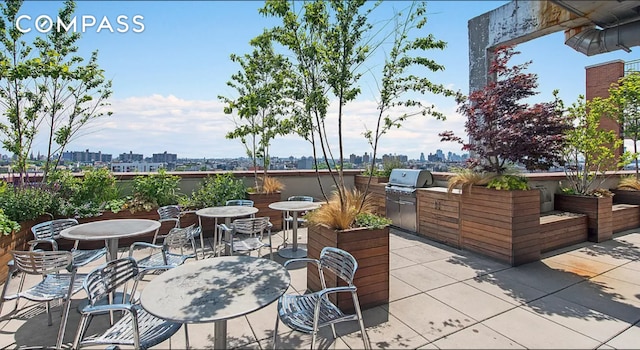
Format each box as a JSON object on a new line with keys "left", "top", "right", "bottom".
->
{"left": 28, "top": 94, "right": 467, "bottom": 160}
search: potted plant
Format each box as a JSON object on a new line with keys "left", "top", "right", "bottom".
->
{"left": 556, "top": 95, "right": 631, "bottom": 242}
{"left": 261, "top": 1, "right": 461, "bottom": 309}
{"left": 219, "top": 34, "right": 294, "bottom": 228}
{"left": 440, "top": 46, "right": 572, "bottom": 265}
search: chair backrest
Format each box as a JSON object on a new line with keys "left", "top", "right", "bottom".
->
{"left": 30, "top": 219, "right": 79, "bottom": 241}
{"left": 163, "top": 224, "right": 197, "bottom": 249}
{"left": 157, "top": 205, "right": 181, "bottom": 221}
{"left": 11, "top": 250, "right": 73, "bottom": 275}
{"left": 233, "top": 217, "right": 271, "bottom": 235}
{"left": 319, "top": 247, "right": 358, "bottom": 286}
{"left": 288, "top": 195, "right": 314, "bottom": 202}
{"left": 84, "top": 257, "right": 138, "bottom": 306}
{"left": 226, "top": 199, "right": 254, "bottom": 207}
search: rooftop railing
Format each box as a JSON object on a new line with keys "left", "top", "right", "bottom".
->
{"left": 625, "top": 59, "right": 640, "bottom": 75}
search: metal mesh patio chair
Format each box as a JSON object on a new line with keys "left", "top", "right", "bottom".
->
{"left": 0, "top": 250, "right": 86, "bottom": 349}
{"left": 72, "top": 257, "right": 184, "bottom": 350}
{"left": 156, "top": 205, "right": 202, "bottom": 254}
{"left": 30, "top": 218, "right": 107, "bottom": 267}
{"left": 282, "top": 195, "right": 314, "bottom": 247}
{"left": 217, "top": 216, "right": 274, "bottom": 259}
{"left": 273, "top": 247, "right": 369, "bottom": 350}
{"left": 225, "top": 199, "right": 255, "bottom": 207}
{"left": 129, "top": 224, "right": 199, "bottom": 269}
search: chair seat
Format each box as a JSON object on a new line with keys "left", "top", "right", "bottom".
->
{"left": 72, "top": 247, "right": 107, "bottom": 266}
{"left": 80, "top": 304, "right": 182, "bottom": 350}
{"left": 230, "top": 237, "right": 270, "bottom": 252}
{"left": 277, "top": 292, "right": 357, "bottom": 333}
{"left": 136, "top": 252, "right": 194, "bottom": 269}
{"left": 3, "top": 273, "right": 87, "bottom": 302}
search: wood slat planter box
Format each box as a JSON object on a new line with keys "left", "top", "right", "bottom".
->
{"left": 540, "top": 211, "right": 588, "bottom": 253}
{"left": 554, "top": 194, "right": 613, "bottom": 242}
{"left": 354, "top": 175, "right": 388, "bottom": 217}
{"left": 612, "top": 204, "right": 640, "bottom": 233}
{"left": 460, "top": 186, "right": 541, "bottom": 266}
{"left": 307, "top": 223, "right": 389, "bottom": 313}
{"left": 248, "top": 192, "right": 283, "bottom": 230}
{"left": 417, "top": 188, "right": 461, "bottom": 248}
{"left": 0, "top": 216, "right": 51, "bottom": 282}
{"left": 612, "top": 189, "right": 640, "bottom": 205}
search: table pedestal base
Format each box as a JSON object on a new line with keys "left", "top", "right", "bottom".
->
{"left": 278, "top": 247, "right": 307, "bottom": 259}
{"left": 214, "top": 320, "right": 227, "bottom": 349}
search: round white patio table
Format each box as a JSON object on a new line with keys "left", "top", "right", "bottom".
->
{"left": 268, "top": 201, "right": 321, "bottom": 258}
{"left": 140, "top": 255, "right": 290, "bottom": 349}
{"left": 60, "top": 218, "right": 161, "bottom": 261}
{"left": 196, "top": 206, "right": 259, "bottom": 257}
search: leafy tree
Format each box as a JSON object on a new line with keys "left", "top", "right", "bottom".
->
{"left": 440, "top": 46, "right": 571, "bottom": 175}
{"left": 261, "top": 1, "right": 457, "bottom": 227}
{"left": 561, "top": 95, "right": 631, "bottom": 195}
{"left": 34, "top": 0, "right": 112, "bottom": 181}
{"left": 0, "top": 0, "right": 43, "bottom": 185}
{"left": 608, "top": 72, "right": 640, "bottom": 178}
{"left": 219, "top": 34, "right": 293, "bottom": 191}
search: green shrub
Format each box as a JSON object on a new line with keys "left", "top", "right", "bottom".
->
{"left": 354, "top": 212, "right": 392, "bottom": 230}
{"left": 0, "top": 208, "right": 20, "bottom": 235}
{"left": 487, "top": 175, "right": 529, "bottom": 191}
{"left": 46, "top": 168, "right": 119, "bottom": 218}
{"left": 0, "top": 184, "right": 56, "bottom": 222}
{"left": 188, "top": 173, "right": 246, "bottom": 208}
{"left": 131, "top": 169, "right": 181, "bottom": 207}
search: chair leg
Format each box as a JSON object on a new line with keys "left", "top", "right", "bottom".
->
{"left": 272, "top": 316, "right": 279, "bottom": 350}
{"left": 46, "top": 300, "right": 52, "bottom": 326}
{"left": 330, "top": 324, "right": 337, "bottom": 339}
{"left": 352, "top": 293, "right": 370, "bottom": 350}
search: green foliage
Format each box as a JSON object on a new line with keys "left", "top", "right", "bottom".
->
{"left": 354, "top": 212, "right": 391, "bottom": 230}
{"left": 46, "top": 168, "right": 119, "bottom": 218}
{"left": 561, "top": 95, "right": 632, "bottom": 195}
{"left": 187, "top": 173, "right": 246, "bottom": 208}
{"left": 0, "top": 184, "right": 56, "bottom": 222}
{"left": 131, "top": 169, "right": 181, "bottom": 207}
{"left": 608, "top": 72, "right": 640, "bottom": 179}
{"left": 487, "top": 175, "right": 529, "bottom": 191}
{"left": 0, "top": 208, "right": 20, "bottom": 235}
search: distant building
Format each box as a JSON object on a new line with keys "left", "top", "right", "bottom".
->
{"left": 119, "top": 151, "right": 144, "bottom": 162}
{"left": 152, "top": 151, "right": 177, "bottom": 163}
{"left": 297, "top": 156, "right": 315, "bottom": 170}
{"left": 362, "top": 152, "right": 370, "bottom": 165}
{"left": 110, "top": 162, "right": 163, "bottom": 173}
{"left": 62, "top": 149, "right": 112, "bottom": 163}
{"left": 420, "top": 152, "right": 426, "bottom": 162}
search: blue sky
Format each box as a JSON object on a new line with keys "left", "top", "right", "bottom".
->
{"left": 11, "top": 1, "right": 640, "bottom": 160}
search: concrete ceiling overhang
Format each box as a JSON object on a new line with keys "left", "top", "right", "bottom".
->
{"left": 551, "top": 0, "right": 640, "bottom": 55}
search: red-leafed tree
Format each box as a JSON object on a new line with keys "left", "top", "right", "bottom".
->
{"left": 440, "top": 46, "right": 571, "bottom": 175}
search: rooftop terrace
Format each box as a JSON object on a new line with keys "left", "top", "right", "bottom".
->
{"left": 2, "top": 226, "right": 640, "bottom": 349}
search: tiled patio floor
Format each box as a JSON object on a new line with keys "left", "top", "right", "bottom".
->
{"left": 2, "top": 226, "right": 640, "bottom": 349}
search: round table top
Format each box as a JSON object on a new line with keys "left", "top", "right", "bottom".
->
{"left": 140, "top": 255, "right": 291, "bottom": 323}
{"left": 60, "top": 219, "right": 161, "bottom": 241}
{"left": 268, "top": 201, "right": 321, "bottom": 212}
{"left": 195, "top": 206, "right": 258, "bottom": 218}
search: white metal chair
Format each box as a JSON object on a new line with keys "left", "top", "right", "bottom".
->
{"left": 217, "top": 217, "right": 274, "bottom": 259}
{"left": 282, "top": 195, "right": 314, "bottom": 248}
{"left": 30, "top": 218, "right": 106, "bottom": 267}
{"left": 225, "top": 199, "right": 255, "bottom": 207}
{"left": 129, "top": 224, "right": 199, "bottom": 268}
{"left": 156, "top": 204, "right": 202, "bottom": 255}
{"left": 273, "top": 247, "right": 369, "bottom": 350}
{"left": 73, "top": 257, "right": 184, "bottom": 349}
{"left": 0, "top": 250, "right": 86, "bottom": 349}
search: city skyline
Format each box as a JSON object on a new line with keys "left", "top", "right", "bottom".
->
{"left": 3, "top": 1, "right": 639, "bottom": 160}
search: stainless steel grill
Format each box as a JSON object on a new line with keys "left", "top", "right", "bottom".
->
{"left": 385, "top": 169, "right": 433, "bottom": 232}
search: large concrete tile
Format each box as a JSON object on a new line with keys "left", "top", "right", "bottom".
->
{"left": 392, "top": 245, "right": 454, "bottom": 264}
{"left": 431, "top": 323, "right": 525, "bottom": 349}
{"left": 391, "top": 264, "right": 457, "bottom": 292}
{"left": 423, "top": 254, "right": 510, "bottom": 281}
{"left": 389, "top": 275, "right": 420, "bottom": 302}
{"left": 604, "top": 324, "right": 640, "bottom": 350}
{"left": 385, "top": 293, "right": 475, "bottom": 341}
{"left": 489, "top": 261, "right": 586, "bottom": 294}
{"left": 428, "top": 282, "right": 516, "bottom": 322}
{"left": 463, "top": 275, "right": 548, "bottom": 306}
{"left": 555, "top": 276, "right": 640, "bottom": 324}
{"left": 565, "top": 241, "right": 639, "bottom": 267}
{"left": 522, "top": 295, "right": 632, "bottom": 342}
{"left": 340, "top": 305, "right": 429, "bottom": 349}
{"left": 390, "top": 235, "right": 419, "bottom": 250}
{"left": 390, "top": 251, "right": 419, "bottom": 270}
{"left": 543, "top": 253, "right": 618, "bottom": 278}
{"left": 482, "top": 307, "right": 601, "bottom": 349}
{"left": 246, "top": 301, "right": 291, "bottom": 342}
{"left": 271, "top": 326, "right": 349, "bottom": 350}
{"left": 600, "top": 265, "right": 640, "bottom": 286}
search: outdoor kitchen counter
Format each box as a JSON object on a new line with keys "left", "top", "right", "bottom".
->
{"left": 416, "top": 187, "right": 462, "bottom": 248}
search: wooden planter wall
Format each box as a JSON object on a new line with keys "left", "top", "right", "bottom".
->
{"left": 354, "top": 175, "right": 388, "bottom": 217}
{"left": 460, "top": 187, "right": 541, "bottom": 266}
{"left": 554, "top": 194, "right": 613, "bottom": 242}
{"left": 612, "top": 204, "right": 640, "bottom": 233}
{"left": 539, "top": 212, "right": 588, "bottom": 253}
{"left": 248, "top": 192, "right": 283, "bottom": 230}
{"left": 612, "top": 189, "right": 640, "bottom": 205}
{"left": 307, "top": 224, "right": 389, "bottom": 312}
{"left": 417, "top": 188, "right": 461, "bottom": 248}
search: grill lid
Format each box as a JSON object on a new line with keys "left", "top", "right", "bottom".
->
{"left": 387, "top": 169, "right": 433, "bottom": 188}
